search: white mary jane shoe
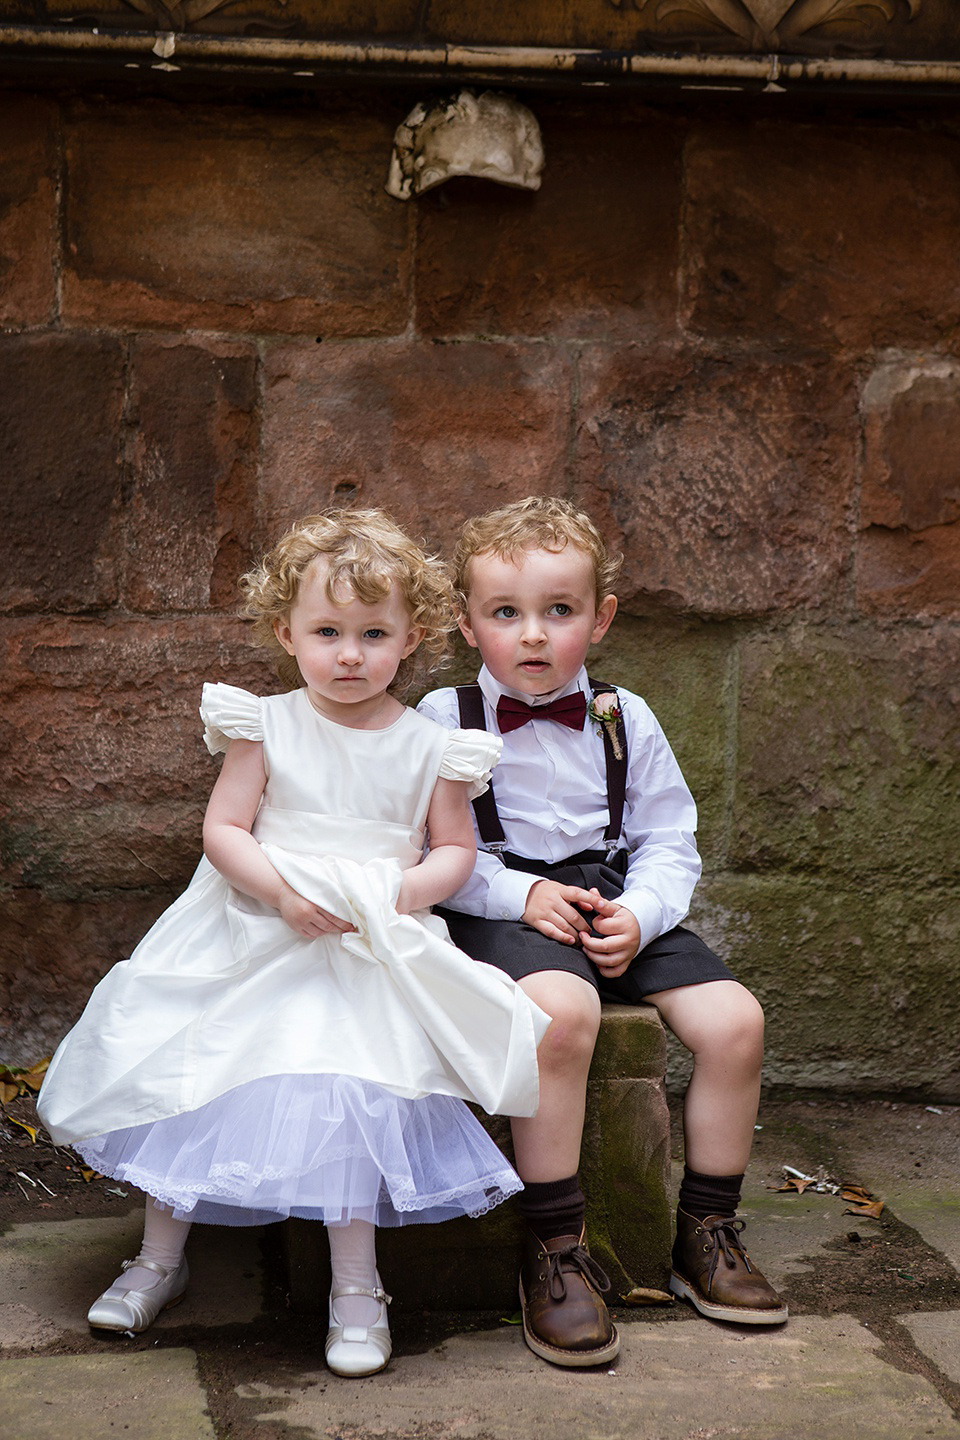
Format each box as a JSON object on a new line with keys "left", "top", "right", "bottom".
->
{"left": 325, "top": 1278, "right": 392, "bottom": 1378}
{"left": 87, "top": 1255, "right": 189, "bottom": 1333}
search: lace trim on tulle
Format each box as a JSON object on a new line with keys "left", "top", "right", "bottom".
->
{"left": 74, "top": 1144, "right": 523, "bottom": 1220}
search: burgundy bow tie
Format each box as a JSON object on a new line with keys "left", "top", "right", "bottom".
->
{"left": 496, "top": 692, "right": 587, "bottom": 735}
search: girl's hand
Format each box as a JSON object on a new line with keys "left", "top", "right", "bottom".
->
{"left": 579, "top": 896, "right": 641, "bottom": 976}
{"left": 278, "top": 886, "right": 354, "bottom": 939}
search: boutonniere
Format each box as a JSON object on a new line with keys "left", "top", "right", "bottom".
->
{"left": 587, "top": 691, "right": 623, "bottom": 760}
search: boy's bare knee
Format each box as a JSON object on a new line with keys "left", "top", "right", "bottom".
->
{"left": 538, "top": 992, "right": 601, "bottom": 1074}
{"left": 725, "top": 989, "right": 765, "bottom": 1066}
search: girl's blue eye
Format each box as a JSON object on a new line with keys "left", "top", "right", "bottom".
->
{"left": 318, "top": 627, "right": 338, "bottom": 637}
{"left": 494, "top": 606, "right": 517, "bottom": 620}
{"left": 551, "top": 604, "right": 571, "bottom": 617}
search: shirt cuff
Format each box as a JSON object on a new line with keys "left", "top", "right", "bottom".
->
{"left": 614, "top": 888, "right": 665, "bottom": 951}
{"left": 485, "top": 865, "right": 542, "bottom": 922}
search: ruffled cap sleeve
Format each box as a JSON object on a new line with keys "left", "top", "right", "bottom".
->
{"left": 438, "top": 727, "right": 503, "bottom": 800}
{"left": 200, "top": 682, "right": 264, "bottom": 755}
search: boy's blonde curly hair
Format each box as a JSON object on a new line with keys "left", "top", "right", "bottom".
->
{"left": 453, "top": 495, "right": 622, "bottom": 610}
{"left": 240, "top": 510, "right": 455, "bottom": 698}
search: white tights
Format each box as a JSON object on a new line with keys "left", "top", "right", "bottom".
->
{"left": 327, "top": 1219, "right": 382, "bottom": 1327}
{"left": 113, "top": 1200, "right": 192, "bottom": 1293}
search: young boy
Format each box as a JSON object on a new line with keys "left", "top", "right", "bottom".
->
{"left": 419, "top": 496, "right": 786, "bottom": 1369}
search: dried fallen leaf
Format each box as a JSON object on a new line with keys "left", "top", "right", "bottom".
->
{"left": 776, "top": 1176, "right": 816, "bottom": 1195}
{"left": 6, "top": 1116, "right": 38, "bottom": 1142}
{"left": 620, "top": 1286, "right": 673, "bottom": 1306}
{"left": 844, "top": 1199, "right": 885, "bottom": 1219}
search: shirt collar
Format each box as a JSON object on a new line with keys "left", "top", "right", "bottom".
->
{"left": 477, "top": 664, "right": 589, "bottom": 710}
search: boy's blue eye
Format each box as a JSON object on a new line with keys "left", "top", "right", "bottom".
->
{"left": 318, "top": 627, "right": 338, "bottom": 637}
{"left": 364, "top": 629, "right": 385, "bottom": 640}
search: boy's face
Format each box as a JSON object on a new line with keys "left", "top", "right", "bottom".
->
{"left": 459, "top": 545, "right": 616, "bottom": 699}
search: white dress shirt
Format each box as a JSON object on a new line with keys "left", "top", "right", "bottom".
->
{"left": 417, "top": 665, "right": 702, "bottom": 950}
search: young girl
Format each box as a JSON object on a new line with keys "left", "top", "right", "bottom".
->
{"left": 38, "top": 509, "right": 548, "bottom": 1378}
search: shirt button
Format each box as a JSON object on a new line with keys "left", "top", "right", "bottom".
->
{"left": 500, "top": 909, "right": 511, "bottom": 919}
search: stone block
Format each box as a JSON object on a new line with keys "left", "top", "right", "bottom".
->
{"left": 682, "top": 121, "right": 960, "bottom": 352}
{"left": 0, "top": 616, "right": 277, "bottom": 894}
{"left": 62, "top": 99, "right": 410, "bottom": 335}
{"left": 856, "top": 358, "right": 960, "bottom": 618}
{"left": 261, "top": 340, "right": 571, "bottom": 551}
{"left": 691, "top": 874, "right": 960, "bottom": 1099}
{"left": 121, "top": 339, "right": 260, "bottom": 612}
{"left": 415, "top": 104, "right": 681, "bottom": 342}
{"left": 596, "top": 619, "right": 733, "bottom": 870}
{"left": 573, "top": 346, "right": 857, "bottom": 618}
{"left": 731, "top": 624, "right": 960, "bottom": 885}
{"left": 0, "top": 890, "right": 174, "bottom": 1063}
{"left": 0, "top": 334, "right": 124, "bottom": 612}
{"left": 282, "top": 1003, "right": 671, "bottom": 1312}
{"left": 0, "top": 95, "right": 58, "bottom": 326}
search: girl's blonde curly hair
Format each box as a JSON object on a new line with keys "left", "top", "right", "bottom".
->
{"left": 240, "top": 510, "right": 455, "bottom": 698}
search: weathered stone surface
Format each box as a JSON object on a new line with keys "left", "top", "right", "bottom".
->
{"left": 0, "top": 95, "right": 58, "bottom": 326}
{"left": 122, "top": 339, "right": 260, "bottom": 612}
{"left": 62, "top": 99, "right": 410, "bottom": 335}
{"left": 857, "top": 358, "right": 960, "bottom": 617}
{"left": 597, "top": 619, "right": 733, "bottom": 870}
{"left": 0, "top": 1350, "right": 216, "bottom": 1440}
{"left": 0, "top": 617, "right": 276, "bottom": 893}
{"left": 691, "top": 875, "right": 960, "bottom": 1098}
{"left": 0, "top": 891, "right": 175, "bottom": 1062}
{"left": 415, "top": 105, "right": 681, "bottom": 342}
{"left": 683, "top": 121, "right": 960, "bottom": 352}
{"left": 574, "top": 347, "right": 857, "bottom": 618}
{"left": 0, "top": 334, "right": 124, "bottom": 611}
{"left": 285, "top": 1005, "right": 671, "bottom": 1310}
{"left": 261, "top": 340, "right": 571, "bottom": 549}
{"left": 731, "top": 624, "right": 960, "bottom": 885}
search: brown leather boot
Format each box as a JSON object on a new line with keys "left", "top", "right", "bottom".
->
{"left": 519, "top": 1228, "right": 620, "bottom": 1368}
{"left": 670, "top": 1208, "right": 788, "bottom": 1325}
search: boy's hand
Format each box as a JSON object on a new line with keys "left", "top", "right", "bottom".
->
{"left": 278, "top": 886, "right": 355, "bottom": 939}
{"left": 579, "top": 897, "right": 641, "bottom": 977}
{"left": 523, "top": 879, "right": 599, "bottom": 946}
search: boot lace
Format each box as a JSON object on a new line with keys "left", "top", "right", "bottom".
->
{"left": 545, "top": 1242, "right": 612, "bottom": 1303}
{"left": 701, "top": 1216, "right": 753, "bottom": 1288}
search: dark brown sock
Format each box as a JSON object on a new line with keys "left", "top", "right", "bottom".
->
{"left": 518, "top": 1174, "right": 586, "bottom": 1241}
{"left": 678, "top": 1166, "right": 743, "bottom": 1222}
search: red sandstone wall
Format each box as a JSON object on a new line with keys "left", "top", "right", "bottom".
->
{"left": 1, "top": 87, "right": 958, "bottom": 1093}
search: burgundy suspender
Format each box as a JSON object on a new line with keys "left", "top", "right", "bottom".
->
{"left": 455, "top": 681, "right": 628, "bottom": 851}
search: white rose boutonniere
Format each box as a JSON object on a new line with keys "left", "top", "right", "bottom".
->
{"left": 587, "top": 690, "right": 624, "bottom": 760}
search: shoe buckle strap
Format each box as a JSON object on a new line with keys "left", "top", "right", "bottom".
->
{"left": 121, "top": 1256, "right": 175, "bottom": 1279}
{"left": 545, "top": 1244, "right": 612, "bottom": 1303}
{"left": 331, "top": 1284, "right": 392, "bottom": 1305}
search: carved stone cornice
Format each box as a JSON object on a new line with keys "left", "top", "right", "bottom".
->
{"left": 0, "top": 0, "right": 956, "bottom": 90}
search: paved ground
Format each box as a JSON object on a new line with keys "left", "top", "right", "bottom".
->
{"left": 2, "top": 1095, "right": 959, "bottom": 1439}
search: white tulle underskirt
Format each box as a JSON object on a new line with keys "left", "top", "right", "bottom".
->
{"left": 75, "top": 1073, "right": 521, "bottom": 1228}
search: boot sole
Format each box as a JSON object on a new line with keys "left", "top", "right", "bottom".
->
{"left": 519, "top": 1282, "right": 621, "bottom": 1368}
{"left": 669, "top": 1271, "right": 788, "bottom": 1326}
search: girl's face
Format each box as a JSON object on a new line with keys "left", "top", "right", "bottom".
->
{"left": 275, "top": 558, "right": 423, "bottom": 725}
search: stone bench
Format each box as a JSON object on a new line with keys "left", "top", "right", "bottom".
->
{"left": 282, "top": 1003, "right": 671, "bottom": 1312}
